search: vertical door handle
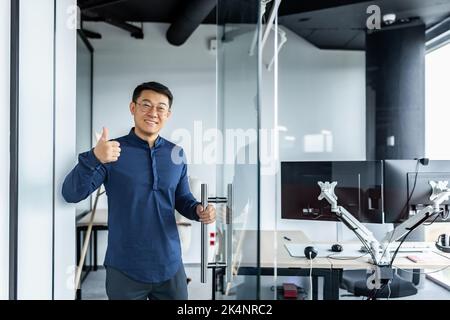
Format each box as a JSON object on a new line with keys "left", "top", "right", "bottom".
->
{"left": 225, "top": 183, "right": 233, "bottom": 284}
{"left": 200, "top": 184, "right": 208, "bottom": 283}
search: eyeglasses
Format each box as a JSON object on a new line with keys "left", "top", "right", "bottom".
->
{"left": 135, "top": 102, "right": 169, "bottom": 115}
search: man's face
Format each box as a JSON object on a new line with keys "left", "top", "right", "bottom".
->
{"left": 130, "top": 90, "right": 171, "bottom": 136}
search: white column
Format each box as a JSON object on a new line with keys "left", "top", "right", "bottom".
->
{"left": 0, "top": 0, "right": 11, "bottom": 300}
{"left": 16, "top": 0, "right": 77, "bottom": 300}
{"left": 18, "top": 0, "right": 55, "bottom": 299}
{"left": 54, "top": 0, "right": 77, "bottom": 299}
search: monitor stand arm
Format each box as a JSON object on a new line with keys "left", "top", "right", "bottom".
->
{"left": 383, "top": 180, "right": 450, "bottom": 243}
{"left": 318, "top": 180, "right": 450, "bottom": 289}
{"left": 318, "top": 181, "right": 387, "bottom": 266}
{"left": 318, "top": 180, "right": 450, "bottom": 265}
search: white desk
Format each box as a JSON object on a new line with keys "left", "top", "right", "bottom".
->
{"left": 234, "top": 230, "right": 450, "bottom": 299}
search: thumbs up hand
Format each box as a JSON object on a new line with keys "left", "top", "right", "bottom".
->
{"left": 93, "top": 127, "right": 121, "bottom": 164}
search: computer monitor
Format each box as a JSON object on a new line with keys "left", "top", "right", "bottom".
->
{"left": 281, "top": 161, "right": 383, "bottom": 223}
{"left": 384, "top": 160, "right": 450, "bottom": 223}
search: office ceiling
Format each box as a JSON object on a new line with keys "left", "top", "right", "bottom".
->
{"left": 78, "top": 0, "right": 450, "bottom": 49}
{"left": 79, "top": 0, "right": 212, "bottom": 23}
{"left": 280, "top": 0, "right": 450, "bottom": 50}
{"left": 78, "top": 0, "right": 367, "bottom": 24}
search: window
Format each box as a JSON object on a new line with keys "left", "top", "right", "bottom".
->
{"left": 425, "top": 43, "right": 450, "bottom": 159}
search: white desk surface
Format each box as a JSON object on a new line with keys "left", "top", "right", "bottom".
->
{"left": 237, "top": 230, "right": 450, "bottom": 270}
{"left": 77, "top": 209, "right": 108, "bottom": 227}
{"left": 76, "top": 208, "right": 193, "bottom": 227}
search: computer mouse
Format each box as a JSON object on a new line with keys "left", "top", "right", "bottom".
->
{"left": 331, "top": 244, "right": 343, "bottom": 252}
{"left": 304, "top": 246, "right": 318, "bottom": 259}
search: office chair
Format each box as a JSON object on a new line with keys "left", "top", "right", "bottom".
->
{"left": 340, "top": 270, "right": 418, "bottom": 298}
{"left": 340, "top": 208, "right": 419, "bottom": 299}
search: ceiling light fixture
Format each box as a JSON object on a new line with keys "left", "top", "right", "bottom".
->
{"left": 382, "top": 13, "right": 397, "bottom": 25}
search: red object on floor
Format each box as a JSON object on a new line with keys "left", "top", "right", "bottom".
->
{"left": 283, "top": 283, "right": 298, "bottom": 299}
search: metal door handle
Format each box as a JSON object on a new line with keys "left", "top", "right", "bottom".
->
{"left": 200, "top": 184, "right": 208, "bottom": 283}
{"left": 226, "top": 184, "right": 233, "bottom": 284}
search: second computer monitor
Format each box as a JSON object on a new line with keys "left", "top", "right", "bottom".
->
{"left": 281, "top": 161, "right": 383, "bottom": 223}
{"left": 384, "top": 160, "right": 450, "bottom": 223}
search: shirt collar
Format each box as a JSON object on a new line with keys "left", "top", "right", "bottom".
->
{"left": 128, "top": 127, "right": 163, "bottom": 148}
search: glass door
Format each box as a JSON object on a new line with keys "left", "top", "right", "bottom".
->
{"left": 214, "top": 0, "right": 262, "bottom": 300}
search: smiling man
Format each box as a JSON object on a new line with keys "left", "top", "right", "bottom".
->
{"left": 62, "top": 81, "right": 216, "bottom": 300}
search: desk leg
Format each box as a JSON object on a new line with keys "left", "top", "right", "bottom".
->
{"left": 323, "top": 269, "right": 341, "bottom": 300}
{"left": 412, "top": 269, "right": 420, "bottom": 286}
{"left": 220, "top": 267, "right": 225, "bottom": 294}
{"left": 94, "top": 230, "right": 98, "bottom": 271}
{"left": 89, "top": 232, "right": 93, "bottom": 271}
{"left": 330, "top": 269, "right": 341, "bottom": 300}
{"left": 312, "top": 276, "right": 319, "bottom": 300}
{"left": 76, "top": 229, "right": 80, "bottom": 266}
{"left": 212, "top": 267, "right": 216, "bottom": 301}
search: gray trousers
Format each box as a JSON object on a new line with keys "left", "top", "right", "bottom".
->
{"left": 105, "top": 264, "right": 188, "bottom": 300}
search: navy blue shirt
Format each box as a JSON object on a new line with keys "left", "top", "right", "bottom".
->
{"left": 62, "top": 128, "right": 200, "bottom": 283}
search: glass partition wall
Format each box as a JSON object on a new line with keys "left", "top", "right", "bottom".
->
{"left": 214, "top": 0, "right": 450, "bottom": 301}
{"left": 271, "top": 0, "right": 450, "bottom": 301}
{"left": 76, "top": 32, "right": 94, "bottom": 218}
{"left": 215, "top": 0, "right": 262, "bottom": 299}
{"left": 214, "top": 0, "right": 282, "bottom": 300}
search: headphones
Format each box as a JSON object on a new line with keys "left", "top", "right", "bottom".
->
{"left": 435, "top": 234, "right": 450, "bottom": 253}
{"left": 304, "top": 246, "right": 318, "bottom": 260}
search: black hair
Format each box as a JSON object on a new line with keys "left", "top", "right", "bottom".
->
{"left": 132, "top": 81, "right": 173, "bottom": 108}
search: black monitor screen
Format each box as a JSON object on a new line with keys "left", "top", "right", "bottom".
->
{"left": 281, "top": 161, "right": 383, "bottom": 223}
{"left": 384, "top": 160, "right": 450, "bottom": 223}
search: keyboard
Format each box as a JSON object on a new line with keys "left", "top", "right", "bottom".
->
{"left": 389, "top": 242, "right": 434, "bottom": 252}
{"left": 361, "top": 242, "right": 434, "bottom": 253}
{"left": 395, "top": 242, "right": 433, "bottom": 249}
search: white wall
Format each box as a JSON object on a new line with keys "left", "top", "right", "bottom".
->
{"left": 85, "top": 22, "right": 217, "bottom": 264}
{"left": 260, "top": 27, "right": 366, "bottom": 241}
{"left": 0, "top": 0, "right": 11, "bottom": 300}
